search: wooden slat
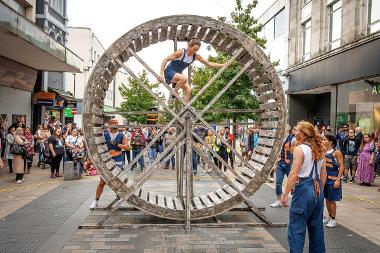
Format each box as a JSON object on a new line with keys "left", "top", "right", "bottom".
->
{"left": 179, "top": 24, "right": 189, "bottom": 39}
{"left": 200, "top": 195, "right": 214, "bottom": 208}
{"left": 91, "top": 116, "right": 103, "bottom": 125}
{"left": 251, "top": 160, "right": 264, "bottom": 171}
{"left": 97, "top": 145, "right": 108, "bottom": 154}
{"left": 148, "top": 192, "right": 156, "bottom": 205}
{"left": 261, "top": 111, "right": 281, "bottom": 119}
{"left": 151, "top": 29, "right": 159, "bottom": 44}
{"left": 223, "top": 185, "right": 238, "bottom": 196}
{"left": 203, "top": 29, "right": 218, "bottom": 43}
{"left": 216, "top": 188, "right": 231, "bottom": 201}
{"left": 187, "top": 25, "right": 199, "bottom": 39}
{"left": 259, "top": 129, "right": 277, "bottom": 138}
{"left": 234, "top": 179, "right": 245, "bottom": 191}
{"left": 166, "top": 197, "right": 174, "bottom": 209}
{"left": 134, "top": 37, "right": 143, "bottom": 52}
{"left": 193, "top": 197, "right": 205, "bottom": 210}
{"left": 196, "top": 26, "right": 209, "bottom": 40}
{"left": 174, "top": 198, "right": 183, "bottom": 210}
{"left": 241, "top": 167, "right": 255, "bottom": 178}
{"left": 256, "top": 84, "right": 274, "bottom": 94}
{"left": 111, "top": 166, "right": 122, "bottom": 177}
{"left": 226, "top": 40, "right": 241, "bottom": 54}
{"left": 100, "top": 152, "right": 111, "bottom": 162}
{"left": 169, "top": 24, "right": 178, "bottom": 39}
{"left": 105, "top": 159, "right": 116, "bottom": 171}
{"left": 94, "top": 136, "right": 105, "bottom": 145}
{"left": 258, "top": 138, "right": 275, "bottom": 146}
{"left": 261, "top": 120, "right": 279, "bottom": 129}
{"left": 159, "top": 26, "right": 168, "bottom": 42}
{"left": 157, "top": 194, "right": 165, "bottom": 208}
{"left": 208, "top": 192, "right": 222, "bottom": 205}
{"left": 251, "top": 153, "right": 268, "bottom": 164}
{"left": 218, "top": 36, "right": 234, "bottom": 50}
{"left": 141, "top": 190, "right": 149, "bottom": 202}
{"left": 210, "top": 32, "right": 225, "bottom": 46}
{"left": 142, "top": 32, "right": 150, "bottom": 48}
{"left": 93, "top": 126, "right": 103, "bottom": 135}
{"left": 260, "top": 102, "right": 279, "bottom": 110}
{"left": 255, "top": 145, "right": 272, "bottom": 155}
{"left": 258, "top": 90, "right": 278, "bottom": 102}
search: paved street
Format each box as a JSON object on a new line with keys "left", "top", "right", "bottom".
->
{"left": 0, "top": 161, "right": 380, "bottom": 253}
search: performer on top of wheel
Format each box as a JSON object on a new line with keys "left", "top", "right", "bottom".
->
{"left": 157, "top": 37, "right": 226, "bottom": 103}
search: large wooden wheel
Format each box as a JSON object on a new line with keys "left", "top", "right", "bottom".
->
{"left": 83, "top": 15, "right": 286, "bottom": 222}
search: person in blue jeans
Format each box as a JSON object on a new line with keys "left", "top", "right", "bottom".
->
{"left": 147, "top": 128, "right": 159, "bottom": 164}
{"left": 130, "top": 128, "right": 146, "bottom": 171}
{"left": 158, "top": 37, "right": 226, "bottom": 103}
{"left": 281, "top": 121, "right": 327, "bottom": 253}
{"left": 271, "top": 125, "right": 295, "bottom": 208}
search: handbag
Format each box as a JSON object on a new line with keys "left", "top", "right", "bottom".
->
{"left": 10, "top": 144, "right": 23, "bottom": 155}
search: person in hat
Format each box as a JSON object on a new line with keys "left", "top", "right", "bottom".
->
{"left": 90, "top": 119, "right": 129, "bottom": 209}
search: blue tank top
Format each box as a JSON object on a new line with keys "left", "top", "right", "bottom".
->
{"left": 325, "top": 150, "right": 339, "bottom": 184}
{"left": 280, "top": 134, "right": 294, "bottom": 164}
{"left": 166, "top": 48, "right": 195, "bottom": 74}
{"left": 104, "top": 131, "right": 124, "bottom": 164}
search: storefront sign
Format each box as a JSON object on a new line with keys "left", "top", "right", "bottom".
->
{"left": 37, "top": 99, "right": 54, "bottom": 106}
{"left": 365, "top": 80, "right": 380, "bottom": 95}
{"left": 64, "top": 107, "right": 74, "bottom": 118}
{"left": 37, "top": 92, "right": 56, "bottom": 100}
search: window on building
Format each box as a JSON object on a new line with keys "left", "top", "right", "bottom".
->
{"left": 368, "top": 0, "right": 380, "bottom": 33}
{"left": 329, "top": 0, "right": 342, "bottom": 50}
{"left": 303, "top": 0, "right": 312, "bottom": 5}
{"left": 302, "top": 20, "right": 312, "bottom": 61}
{"left": 274, "top": 9, "right": 285, "bottom": 38}
{"left": 259, "top": 9, "right": 285, "bottom": 42}
{"left": 49, "top": 0, "right": 64, "bottom": 16}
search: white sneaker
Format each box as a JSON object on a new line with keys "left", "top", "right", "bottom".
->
{"left": 325, "top": 219, "right": 337, "bottom": 228}
{"left": 270, "top": 200, "right": 282, "bottom": 208}
{"left": 89, "top": 200, "right": 98, "bottom": 209}
{"left": 15, "top": 180, "right": 22, "bottom": 184}
{"left": 323, "top": 216, "right": 331, "bottom": 224}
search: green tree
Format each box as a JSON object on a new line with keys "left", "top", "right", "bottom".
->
{"left": 118, "top": 70, "right": 163, "bottom": 123}
{"left": 191, "top": 0, "right": 265, "bottom": 124}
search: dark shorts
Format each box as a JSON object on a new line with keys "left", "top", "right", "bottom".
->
{"left": 324, "top": 183, "right": 342, "bottom": 201}
{"left": 164, "top": 68, "right": 177, "bottom": 85}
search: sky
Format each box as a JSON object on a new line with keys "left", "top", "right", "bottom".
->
{"left": 67, "top": 0, "right": 276, "bottom": 97}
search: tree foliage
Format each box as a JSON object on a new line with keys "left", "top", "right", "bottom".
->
{"left": 118, "top": 70, "right": 163, "bottom": 123}
{"left": 191, "top": 0, "right": 265, "bottom": 123}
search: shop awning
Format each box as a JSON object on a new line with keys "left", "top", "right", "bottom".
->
{"left": 103, "top": 105, "right": 118, "bottom": 113}
{"left": 0, "top": 2, "right": 83, "bottom": 73}
{"left": 49, "top": 88, "right": 77, "bottom": 101}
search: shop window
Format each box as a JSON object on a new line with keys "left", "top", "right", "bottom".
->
{"left": 302, "top": 20, "right": 312, "bottom": 61}
{"left": 368, "top": 0, "right": 380, "bottom": 33}
{"left": 336, "top": 78, "right": 380, "bottom": 133}
{"left": 328, "top": 0, "right": 342, "bottom": 49}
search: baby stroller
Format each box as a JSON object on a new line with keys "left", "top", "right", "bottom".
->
{"left": 40, "top": 140, "right": 52, "bottom": 170}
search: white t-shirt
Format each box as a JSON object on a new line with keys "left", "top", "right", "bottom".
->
{"left": 65, "top": 135, "right": 83, "bottom": 146}
{"left": 298, "top": 144, "right": 323, "bottom": 178}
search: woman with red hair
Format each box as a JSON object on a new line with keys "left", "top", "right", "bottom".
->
{"left": 281, "top": 121, "right": 327, "bottom": 253}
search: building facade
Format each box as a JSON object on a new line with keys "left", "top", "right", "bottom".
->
{"left": 65, "top": 27, "right": 126, "bottom": 128}
{"left": 0, "top": 0, "right": 81, "bottom": 130}
{"left": 286, "top": 0, "right": 380, "bottom": 133}
{"left": 34, "top": 0, "right": 74, "bottom": 126}
{"left": 258, "top": 0, "right": 290, "bottom": 93}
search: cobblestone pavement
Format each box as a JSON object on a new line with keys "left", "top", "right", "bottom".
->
{"left": 1, "top": 160, "right": 380, "bottom": 253}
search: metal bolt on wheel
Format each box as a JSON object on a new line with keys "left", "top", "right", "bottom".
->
{"left": 83, "top": 15, "right": 286, "bottom": 221}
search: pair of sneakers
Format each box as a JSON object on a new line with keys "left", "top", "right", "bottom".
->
{"left": 270, "top": 200, "right": 282, "bottom": 208}
{"left": 323, "top": 216, "right": 337, "bottom": 228}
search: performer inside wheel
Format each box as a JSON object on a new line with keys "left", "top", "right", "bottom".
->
{"left": 157, "top": 37, "right": 226, "bottom": 103}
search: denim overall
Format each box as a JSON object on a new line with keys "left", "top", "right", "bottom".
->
{"left": 288, "top": 161, "right": 325, "bottom": 253}
{"left": 104, "top": 131, "right": 124, "bottom": 166}
{"left": 164, "top": 48, "right": 195, "bottom": 84}
{"left": 324, "top": 151, "right": 342, "bottom": 201}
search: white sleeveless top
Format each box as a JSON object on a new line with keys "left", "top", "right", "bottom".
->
{"left": 298, "top": 144, "right": 323, "bottom": 178}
